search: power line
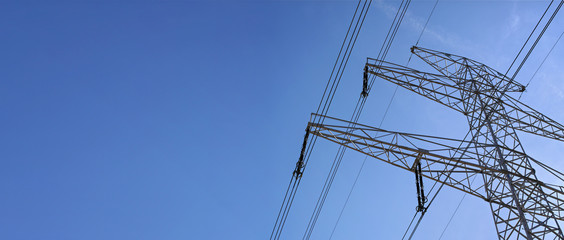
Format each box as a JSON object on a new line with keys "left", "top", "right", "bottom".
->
{"left": 327, "top": 157, "right": 367, "bottom": 239}
{"left": 509, "top": 0, "right": 563, "bottom": 81}
{"left": 504, "top": 0, "right": 554, "bottom": 77}
{"left": 329, "top": 1, "right": 440, "bottom": 238}
{"left": 401, "top": 130, "right": 473, "bottom": 240}
{"left": 303, "top": 3, "right": 374, "bottom": 239}
{"left": 407, "top": 0, "right": 439, "bottom": 65}
{"left": 269, "top": 1, "right": 366, "bottom": 238}
{"left": 302, "top": 1, "right": 415, "bottom": 239}
{"left": 437, "top": 175, "right": 478, "bottom": 240}
{"left": 518, "top": 30, "right": 564, "bottom": 100}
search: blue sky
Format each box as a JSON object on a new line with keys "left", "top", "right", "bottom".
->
{"left": 1, "top": 1, "right": 563, "bottom": 239}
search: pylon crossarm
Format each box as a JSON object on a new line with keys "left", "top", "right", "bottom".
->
{"left": 365, "top": 59, "right": 564, "bottom": 143}
{"left": 365, "top": 59, "right": 468, "bottom": 114}
{"left": 411, "top": 46, "right": 525, "bottom": 93}
{"left": 365, "top": 60, "right": 515, "bottom": 116}
{"left": 309, "top": 120, "right": 485, "bottom": 195}
{"left": 501, "top": 95, "right": 564, "bottom": 142}
{"left": 308, "top": 114, "right": 564, "bottom": 222}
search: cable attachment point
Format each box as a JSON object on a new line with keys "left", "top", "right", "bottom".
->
{"left": 413, "top": 150, "right": 427, "bottom": 213}
{"left": 293, "top": 126, "right": 310, "bottom": 180}
{"left": 361, "top": 65, "right": 369, "bottom": 97}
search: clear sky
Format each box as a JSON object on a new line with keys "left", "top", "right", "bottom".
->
{"left": 1, "top": 0, "right": 564, "bottom": 239}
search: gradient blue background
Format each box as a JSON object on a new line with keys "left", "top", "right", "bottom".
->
{"left": 1, "top": 1, "right": 563, "bottom": 239}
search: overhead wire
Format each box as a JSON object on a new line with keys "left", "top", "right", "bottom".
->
{"left": 504, "top": 0, "right": 554, "bottom": 78}
{"left": 269, "top": 1, "right": 366, "bottom": 239}
{"left": 509, "top": 0, "right": 563, "bottom": 81}
{"left": 303, "top": 0, "right": 418, "bottom": 239}
{"left": 401, "top": 130, "right": 474, "bottom": 240}
{"left": 518, "top": 30, "right": 564, "bottom": 100}
{"left": 303, "top": 1, "right": 414, "bottom": 239}
{"left": 407, "top": 0, "right": 439, "bottom": 65}
{"left": 273, "top": 0, "right": 383, "bottom": 239}
{"left": 303, "top": 2, "right": 374, "bottom": 239}
{"left": 437, "top": 175, "right": 478, "bottom": 240}
{"left": 530, "top": 156, "right": 564, "bottom": 182}
{"left": 328, "top": 1, "right": 440, "bottom": 238}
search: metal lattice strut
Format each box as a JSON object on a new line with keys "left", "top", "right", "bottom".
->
{"left": 312, "top": 46, "right": 564, "bottom": 240}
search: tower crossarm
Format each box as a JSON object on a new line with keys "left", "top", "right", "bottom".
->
{"left": 365, "top": 59, "right": 468, "bottom": 114}
{"left": 365, "top": 60, "right": 564, "bottom": 143}
{"left": 308, "top": 114, "right": 564, "bottom": 221}
{"left": 410, "top": 46, "right": 525, "bottom": 93}
{"left": 499, "top": 95, "right": 564, "bottom": 142}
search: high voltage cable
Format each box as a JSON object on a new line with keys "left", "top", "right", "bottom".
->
{"left": 509, "top": 1, "right": 563, "bottom": 81}
{"left": 504, "top": 0, "right": 554, "bottom": 78}
{"left": 518, "top": 30, "right": 564, "bottom": 100}
{"left": 269, "top": 0, "right": 363, "bottom": 237}
{"left": 401, "top": 129, "right": 473, "bottom": 240}
{"left": 300, "top": 0, "right": 370, "bottom": 183}
{"left": 328, "top": 1, "right": 439, "bottom": 238}
{"left": 305, "top": 1, "right": 409, "bottom": 235}
{"left": 530, "top": 155, "right": 564, "bottom": 182}
{"left": 437, "top": 175, "right": 478, "bottom": 240}
{"left": 303, "top": 1, "right": 374, "bottom": 239}
{"left": 302, "top": 0, "right": 372, "bottom": 236}
{"left": 300, "top": 6, "right": 371, "bottom": 238}
{"left": 303, "top": 1, "right": 414, "bottom": 239}
{"left": 269, "top": 1, "right": 368, "bottom": 239}
{"left": 327, "top": 156, "right": 367, "bottom": 240}
{"left": 407, "top": 0, "right": 439, "bottom": 65}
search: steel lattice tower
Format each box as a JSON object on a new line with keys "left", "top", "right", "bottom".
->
{"left": 308, "top": 47, "right": 564, "bottom": 239}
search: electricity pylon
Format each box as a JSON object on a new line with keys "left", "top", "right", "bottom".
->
{"left": 308, "top": 47, "right": 564, "bottom": 239}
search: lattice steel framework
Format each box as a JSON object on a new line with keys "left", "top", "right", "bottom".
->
{"left": 309, "top": 47, "right": 564, "bottom": 240}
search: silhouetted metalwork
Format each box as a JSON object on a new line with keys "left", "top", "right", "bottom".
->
{"left": 310, "top": 46, "right": 564, "bottom": 240}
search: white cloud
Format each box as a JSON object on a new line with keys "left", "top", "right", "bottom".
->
{"left": 509, "top": 12, "right": 520, "bottom": 33}
{"left": 373, "top": 0, "right": 483, "bottom": 57}
{"left": 507, "top": 3, "right": 521, "bottom": 37}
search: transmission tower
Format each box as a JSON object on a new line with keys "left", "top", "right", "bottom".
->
{"left": 307, "top": 46, "right": 564, "bottom": 240}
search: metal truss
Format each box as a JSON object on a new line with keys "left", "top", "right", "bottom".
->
{"left": 312, "top": 47, "right": 564, "bottom": 239}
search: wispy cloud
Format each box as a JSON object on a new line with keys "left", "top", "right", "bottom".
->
{"left": 540, "top": 64, "right": 564, "bottom": 101}
{"left": 509, "top": 11, "right": 520, "bottom": 33}
{"left": 507, "top": 4, "right": 521, "bottom": 37}
{"left": 373, "top": 0, "right": 482, "bottom": 56}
